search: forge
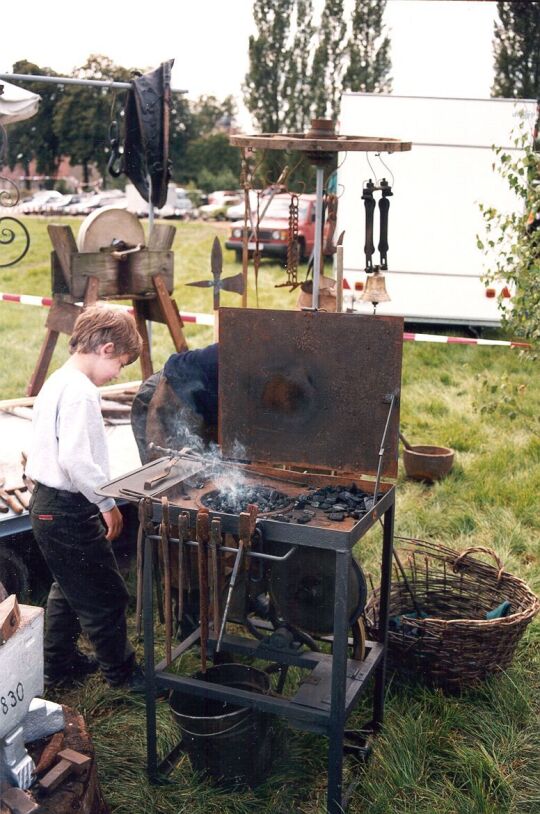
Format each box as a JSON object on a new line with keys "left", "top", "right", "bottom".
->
{"left": 99, "top": 306, "right": 404, "bottom": 812}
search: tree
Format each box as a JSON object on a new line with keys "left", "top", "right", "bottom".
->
{"left": 185, "top": 133, "right": 241, "bottom": 189}
{"left": 492, "top": 1, "right": 540, "bottom": 98}
{"left": 245, "top": 0, "right": 392, "bottom": 132}
{"left": 342, "top": 0, "right": 392, "bottom": 93}
{"left": 283, "top": 0, "right": 316, "bottom": 131}
{"left": 6, "top": 60, "right": 64, "bottom": 188}
{"left": 479, "top": 122, "right": 540, "bottom": 348}
{"left": 191, "top": 95, "right": 237, "bottom": 137}
{"left": 53, "top": 55, "right": 132, "bottom": 186}
{"left": 244, "top": 0, "right": 297, "bottom": 133}
{"left": 310, "top": 0, "right": 347, "bottom": 120}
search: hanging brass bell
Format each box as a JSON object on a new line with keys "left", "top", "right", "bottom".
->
{"left": 360, "top": 268, "right": 391, "bottom": 305}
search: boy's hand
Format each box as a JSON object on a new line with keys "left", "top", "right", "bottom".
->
{"left": 102, "top": 505, "right": 123, "bottom": 541}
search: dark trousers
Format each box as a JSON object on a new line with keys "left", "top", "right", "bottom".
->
{"left": 30, "top": 483, "right": 135, "bottom": 684}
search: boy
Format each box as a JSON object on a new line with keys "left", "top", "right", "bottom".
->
{"left": 27, "top": 306, "right": 145, "bottom": 690}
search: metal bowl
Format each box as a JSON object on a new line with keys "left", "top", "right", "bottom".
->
{"left": 403, "top": 444, "right": 454, "bottom": 482}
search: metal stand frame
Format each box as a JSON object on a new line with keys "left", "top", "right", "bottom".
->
{"left": 141, "top": 488, "right": 395, "bottom": 814}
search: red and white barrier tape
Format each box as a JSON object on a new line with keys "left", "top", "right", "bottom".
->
{"left": 403, "top": 331, "right": 530, "bottom": 349}
{"left": 0, "top": 291, "right": 531, "bottom": 348}
{"left": 0, "top": 291, "right": 214, "bottom": 326}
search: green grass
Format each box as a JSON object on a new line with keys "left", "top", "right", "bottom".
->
{"left": 3, "top": 217, "right": 540, "bottom": 813}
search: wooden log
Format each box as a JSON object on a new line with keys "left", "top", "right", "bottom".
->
{"left": 27, "top": 707, "right": 110, "bottom": 814}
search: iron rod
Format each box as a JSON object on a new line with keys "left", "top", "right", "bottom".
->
{"left": 0, "top": 72, "right": 187, "bottom": 93}
{"left": 373, "top": 502, "right": 394, "bottom": 730}
{"left": 143, "top": 531, "right": 158, "bottom": 779}
{"left": 312, "top": 165, "right": 325, "bottom": 309}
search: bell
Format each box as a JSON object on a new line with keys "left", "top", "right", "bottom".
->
{"left": 360, "top": 268, "right": 391, "bottom": 307}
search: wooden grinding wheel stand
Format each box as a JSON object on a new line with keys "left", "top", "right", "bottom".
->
{"left": 26, "top": 216, "right": 188, "bottom": 396}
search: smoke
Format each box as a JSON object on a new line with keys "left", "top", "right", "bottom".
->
{"left": 167, "top": 410, "right": 250, "bottom": 505}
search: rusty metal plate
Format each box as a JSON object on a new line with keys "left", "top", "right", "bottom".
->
{"left": 218, "top": 309, "right": 403, "bottom": 478}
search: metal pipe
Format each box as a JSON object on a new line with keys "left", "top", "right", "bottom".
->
{"left": 0, "top": 72, "right": 188, "bottom": 93}
{"left": 312, "top": 165, "right": 325, "bottom": 309}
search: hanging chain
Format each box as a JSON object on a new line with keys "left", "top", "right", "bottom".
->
{"left": 286, "top": 192, "right": 299, "bottom": 288}
{"left": 253, "top": 190, "right": 262, "bottom": 307}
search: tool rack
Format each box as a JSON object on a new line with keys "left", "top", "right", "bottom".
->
{"left": 140, "top": 487, "right": 395, "bottom": 813}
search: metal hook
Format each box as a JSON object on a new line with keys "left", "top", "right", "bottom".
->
{"left": 375, "top": 152, "right": 395, "bottom": 187}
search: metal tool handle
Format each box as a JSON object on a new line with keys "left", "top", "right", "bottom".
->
{"left": 161, "top": 497, "right": 173, "bottom": 666}
{"left": 196, "top": 509, "right": 210, "bottom": 672}
{"left": 378, "top": 195, "right": 390, "bottom": 271}
{"left": 210, "top": 518, "right": 223, "bottom": 634}
{"left": 362, "top": 182, "right": 376, "bottom": 272}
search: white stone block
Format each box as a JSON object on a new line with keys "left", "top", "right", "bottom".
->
{"left": 23, "top": 698, "right": 65, "bottom": 743}
{"left": 0, "top": 724, "right": 35, "bottom": 789}
{"left": 0, "top": 606, "right": 44, "bottom": 741}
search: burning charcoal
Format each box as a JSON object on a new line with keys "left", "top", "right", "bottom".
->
{"left": 332, "top": 504, "right": 347, "bottom": 512}
{"left": 310, "top": 501, "right": 320, "bottom": 508}
{"left": 328, "top": 512, "right": 345, "bottom": 522}
{"left": 296, "top": 511, "right": 314, "bottom": 524}
{"left": 294, "top": 499, "right": 307, "bottom": 510}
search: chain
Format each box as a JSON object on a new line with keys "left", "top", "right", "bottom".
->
{"left": 253, "top": 190, "right": 262, "bottom": 307}
{"left": 286, "top": 193, "right": 299, "bottom": 287}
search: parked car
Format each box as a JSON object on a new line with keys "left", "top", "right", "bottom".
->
{"left": 67, "top": 190, "right": 127, "bottom": 216}
{"left": 42, "top": 193, "right": 84, "bottom": 215}
{"left": 171, "top": 188, "right": 196, "bottom": 219}
{"left": 199, "top": 190, "right": 241, "bottom": 220}
{"left": 225, "top": 193, "right": 332, "bottom": 262}
{"left": 19, "top": 190, "right": 63, "bottom": 214}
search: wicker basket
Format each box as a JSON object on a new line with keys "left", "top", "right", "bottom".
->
{"left": 364, "top": 538, "right": 540, "bottom": 692}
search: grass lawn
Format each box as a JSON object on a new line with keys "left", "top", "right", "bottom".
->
{"left": 2, "top": 217, "right": 540, "bottom": 813}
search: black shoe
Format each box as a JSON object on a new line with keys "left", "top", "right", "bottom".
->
{"left": 109, "top": 664, "right": 167, "bottom": 698}
{"left": 44, "top": 651, "right": 99, "bottom": 688}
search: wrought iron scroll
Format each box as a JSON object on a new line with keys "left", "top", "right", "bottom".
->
{"left": 0, "top": 128, "right": 30, "bottom": 268}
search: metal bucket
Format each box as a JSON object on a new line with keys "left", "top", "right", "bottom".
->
{"left": 403, "top": 444, "right": 454, "bottom": 482}
{"left": 169, "top": 663, "right": 274, "bottom": 787}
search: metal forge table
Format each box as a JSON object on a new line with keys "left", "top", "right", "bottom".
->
{"left": 100, "top": 308, "right": 404, "bottom": 813}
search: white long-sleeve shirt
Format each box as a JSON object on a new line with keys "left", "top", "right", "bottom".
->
{"left": 26, "top": 363, "right": 115, "bottom": 512}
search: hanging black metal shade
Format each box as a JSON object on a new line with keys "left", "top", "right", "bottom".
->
{"left": 123, "top": 59, "right": 173, "bottom": 209}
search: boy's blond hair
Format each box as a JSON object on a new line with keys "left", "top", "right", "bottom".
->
{"left": 69, "top": 306, "right": 142, "bottom": 363}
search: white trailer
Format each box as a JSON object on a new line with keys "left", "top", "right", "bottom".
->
{"left": 336, "top": 93, "right": 537, "bottom": 326}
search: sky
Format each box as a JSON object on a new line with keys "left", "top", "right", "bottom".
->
{"left": 1, "top": 1, "right": 499, "bottom": 128}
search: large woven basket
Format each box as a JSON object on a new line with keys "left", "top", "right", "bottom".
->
{"left": 364, "top": 538, "right": 540, "bottom": 692}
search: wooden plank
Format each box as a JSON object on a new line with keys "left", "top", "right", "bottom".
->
{"left": 71, "top": 254, "right": 118, "bottom": 299}
{"left": 148, "top": 224, "right": 176, "bottom": 251}
{"left": 83, "top": 275, "right": 100, "bottom": 307}
{"left": 47, "top": 224, "right": 77, "bottom": 288}
{"left": 46, "top": 300, "right": 81, "bottom": 335}
{"left": 0, "top": 595, "right": 20, "bottom": 644}
{"left": 51, "top": 253, "right": 72, "bottom": 297}
{"left": 27, "top": 330, "right": 59, "bottom": 396}
{"left": 127, "top": 251, "right": 174, "bottom": 295}
{"left": 152, "top": 274, "right": 188, "bottom": 352}
{"left": 132, "top": 301, "right": 154, "bottom": 380}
